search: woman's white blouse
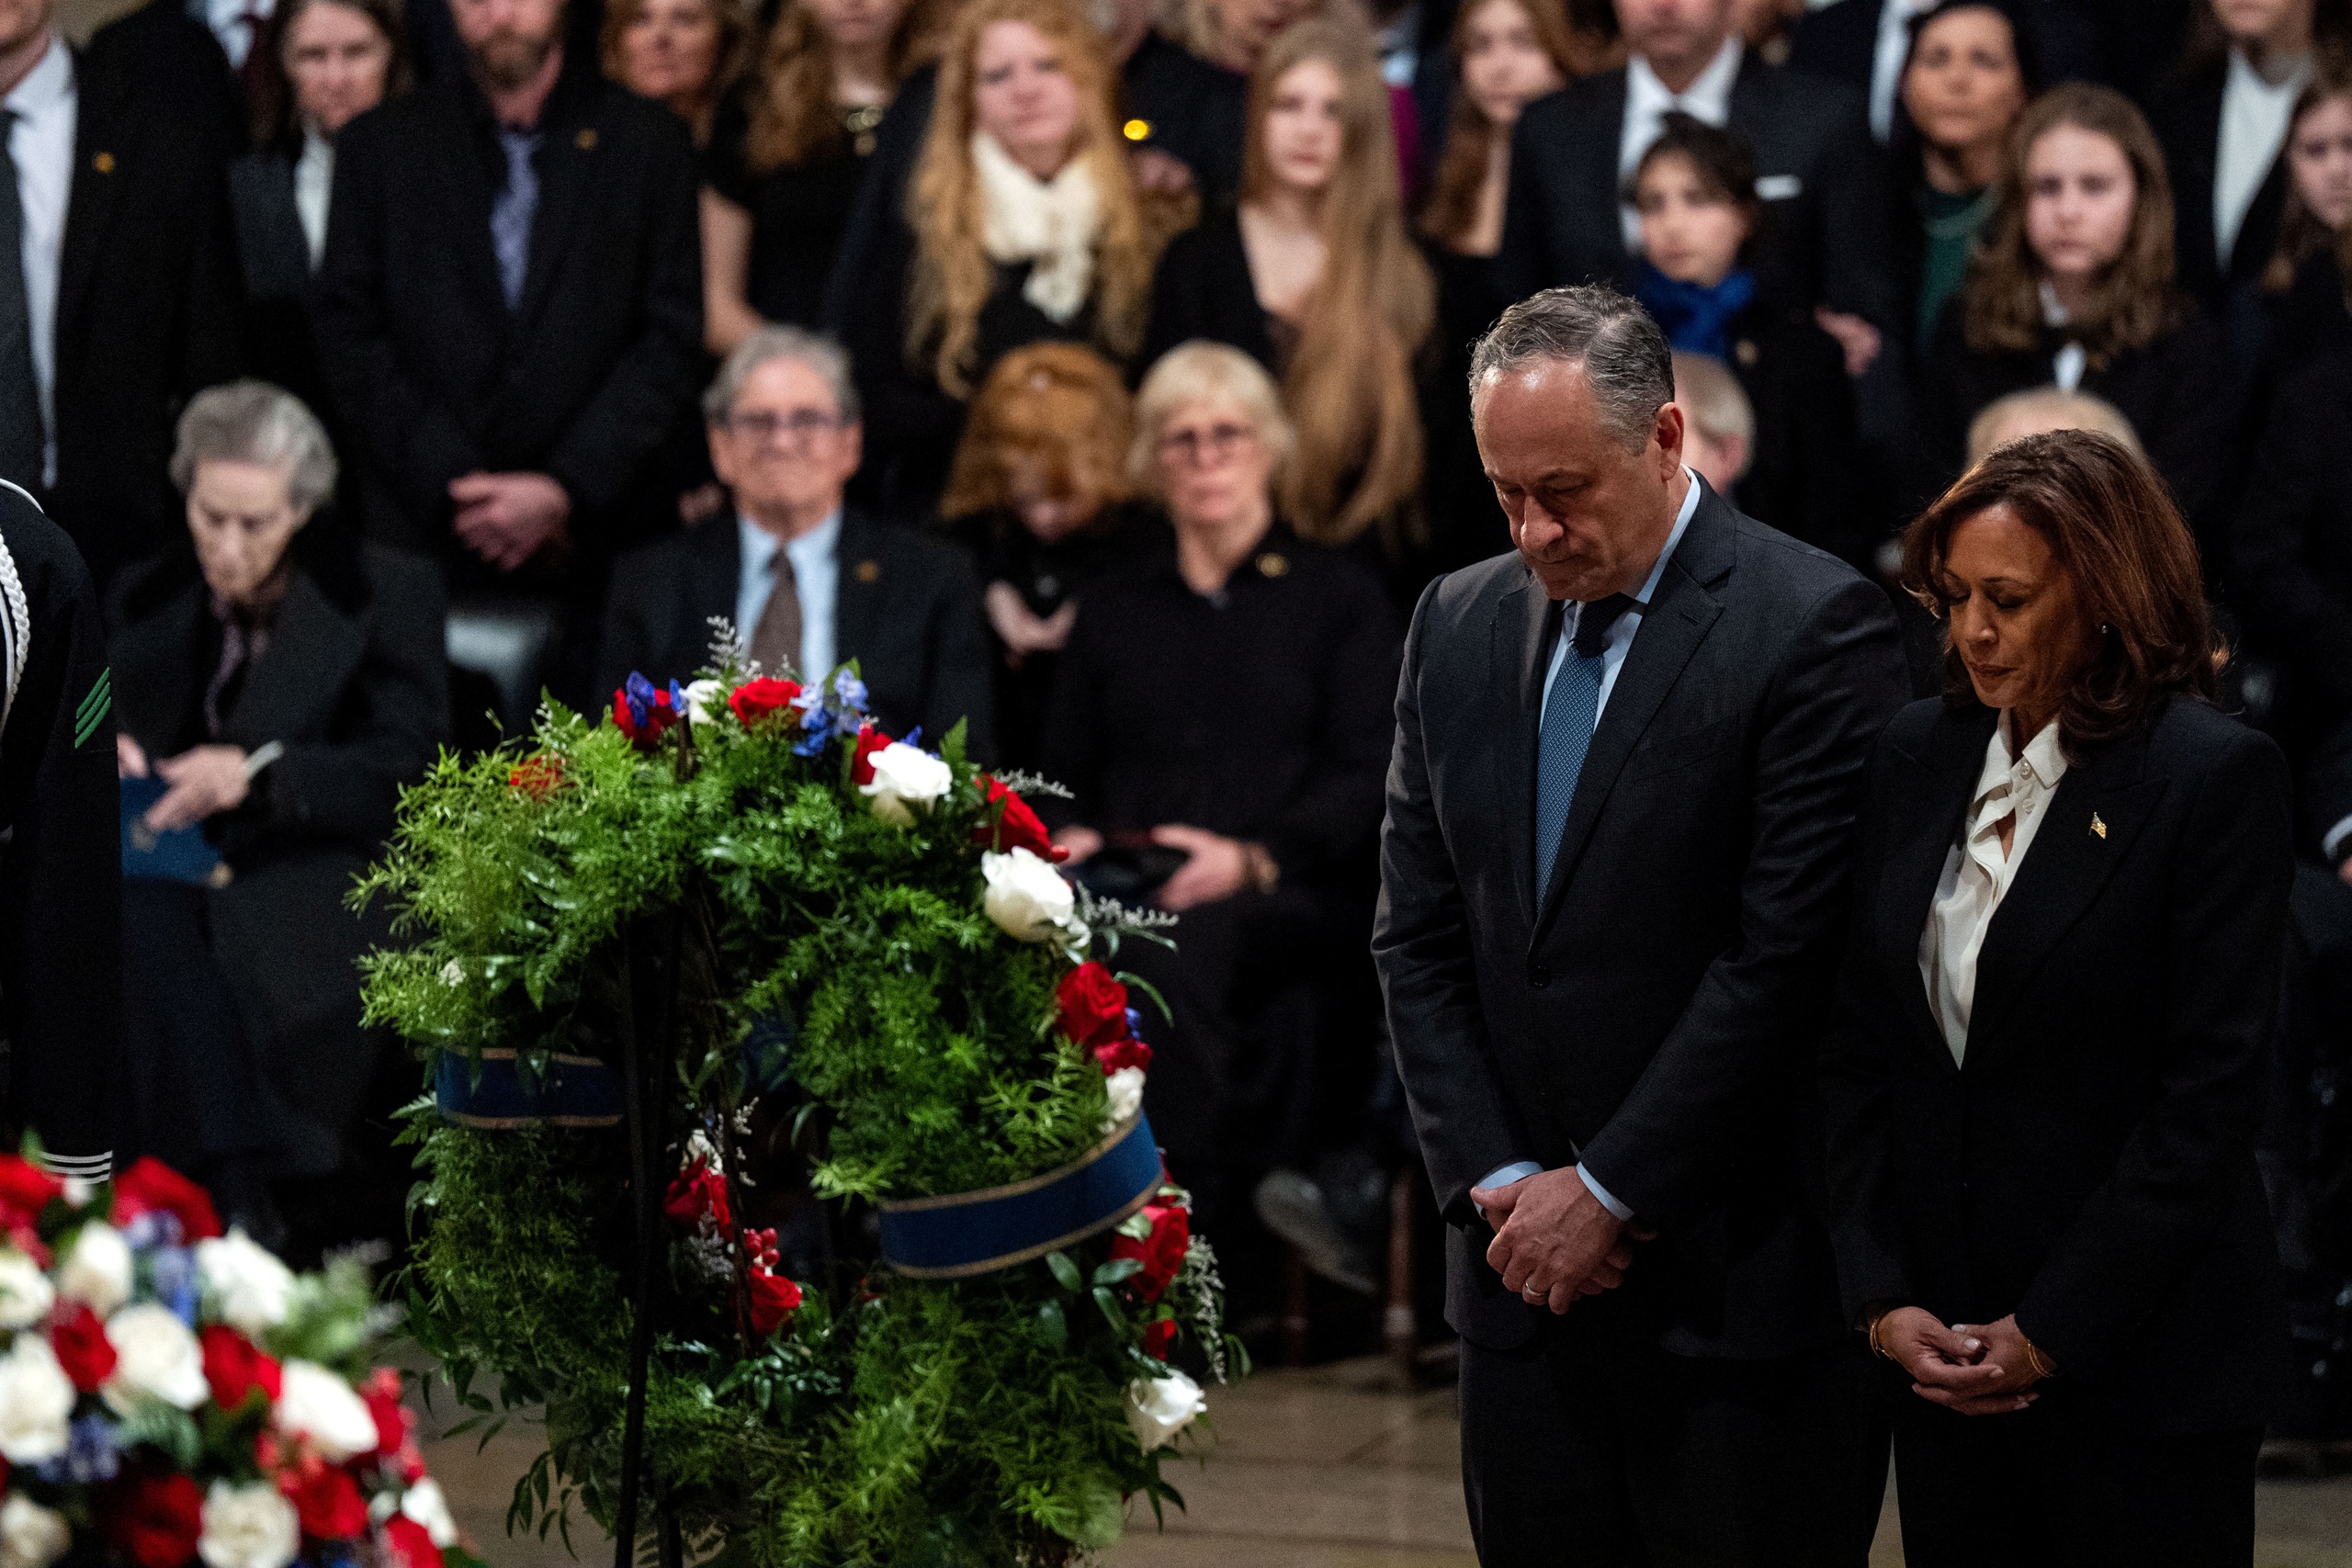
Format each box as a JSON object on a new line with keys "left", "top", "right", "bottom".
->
{"left": 1917, "top": 716, "right": 2068, "bottom": 1066}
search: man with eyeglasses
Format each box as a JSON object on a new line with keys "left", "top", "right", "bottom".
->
{"left": 596, "top": 325, "right": 996, "bottom": 759}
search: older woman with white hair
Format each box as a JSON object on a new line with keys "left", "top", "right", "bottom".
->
{"left": 110, "top": 379, "right": 447, "bottom": 1255}
{"left": 1038, "top": 339, "right": 1398, "bottom": 1301}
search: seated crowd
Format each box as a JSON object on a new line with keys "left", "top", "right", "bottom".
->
{"left": 18, "top": 0, "right": 2352, "bottom": 1362}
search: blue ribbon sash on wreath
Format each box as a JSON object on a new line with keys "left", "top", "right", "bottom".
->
{"left": 435, "top": 1049, "right": 626, "bottom": 1129}
{"left": 876, "top": 1114, "right": 1163, "bottom": 1279}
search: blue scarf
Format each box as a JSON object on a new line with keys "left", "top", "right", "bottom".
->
{"left": 1634, "top": 265, "right": 1758, "bottom": 361}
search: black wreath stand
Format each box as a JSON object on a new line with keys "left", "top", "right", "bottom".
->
{"left": 613, "top": 909, "right": 685, "bottom": 1568}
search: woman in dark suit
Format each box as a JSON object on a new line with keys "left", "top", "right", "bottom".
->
{"left": 1822, "top": 429, "right": 2292, "bottom": 1566}
{"left": 111, "top": 380, "right": 447, "bottom": 1258}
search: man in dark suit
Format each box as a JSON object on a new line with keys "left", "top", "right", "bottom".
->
{"left": 1497, "top": 0, "right": 1896, "bottom": 357}
{"left": 0, "top": 0, "right": 245, "bottom": 589}
{"left": 1374, "top": 286, "right": 1909, "bottom": 1562}
{"left": 597, "top": 328, "right": 995, "bottom": 760}
{"left": 311, "top": 0, "right": 699, "bottom": 704}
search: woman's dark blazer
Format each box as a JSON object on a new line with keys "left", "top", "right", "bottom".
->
{"left": 1820, "top": 694, "right": 2293, "bottom": 1434}
{"left": 1141, "top": 208, "right": 1275, "bottom": 375}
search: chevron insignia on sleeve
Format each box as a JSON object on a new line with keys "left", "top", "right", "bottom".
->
{"left": 74, "top": 668, "right": 110, "bottom": 749}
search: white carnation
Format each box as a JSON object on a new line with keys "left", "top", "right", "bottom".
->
{"left": 198, "top": 1482, "right": 300, "bottom": 1568}
{"left": 683, "top": 678, "right": 728, "bottom": 727}
{"left": 0, "top": 1337, "right": 74, "bottom": 1463}
{"left": 0, "top": 1248, "right": 53, "bottom": 1329}
{"left": 1102, "top": 1066, "right": 1146, "bottom": 1134}
{"left": 104, "top": 1303, "right": 209, "bottom": 1414}
{"left": 980, "top": 848, "right": 1075, "bottom": 942}
{"left": 197, "top": 1229, "right": 295, "bottom": 1337}
{"left": 56, "top": 1223, "right": 130, "bottom": 1317}
{"left": 1124, "top": 1369, "right": 1206, "bottom": 1452}
{"left": 858, "top": 742, "right": 953, "bottom": 827}
{"left": 0, "top": 1494, "right": 69, "bottom": 1568}
{"left": 400, "top": 1480, "right": 460, "bottom": 1548}
{"left": 273, "top": 1359, "right": 381, "bottom": 1461}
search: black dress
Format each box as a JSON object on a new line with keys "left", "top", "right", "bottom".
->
{"left": 1421, "top": 245, "right": 1511, "bottom": 578}
{"left": 1121, "top": 33, "right": 1248, "bottom": 209}
{"left": 1719, "top": 299, "right": 1873, "bottom": 572}
{"left": 1143, "top": 207, "right": 1275, "bottom": 372}
{"left": 703, "top": 86, "right": 886, "bottom": 332}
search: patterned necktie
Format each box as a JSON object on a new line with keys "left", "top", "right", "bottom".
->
{"left": 0, "top": 109, "right": 44, "bottom": 491}
{"left": 1533, "top": 593, "right": 1638, "bottom": 896}
{"left": 749, "top": 547, "right": 803, "bottom": 679}
{"left": 491, "top": 128, "right": 540, "bottom": 310}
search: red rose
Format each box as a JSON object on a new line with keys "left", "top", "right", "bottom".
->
{"left": 662, "top": 1161, "right": 731, "bottom": 1234}
{"left": 0, "top": 1156, "right": 61, "bottom": 1230}
{"left": 745, "top": 1269, "right": 803, "bottom": 1338}
{"left": 362, "top": 1368, "right": 410, "bottom": 1455}
{"left": 52, "top": 1301, "right": 118, "bottom": 1391}
{"left": 507, "top": 754, "right": 564, "bottom": 800}
{"left": 1140, "top": 1318, "right": 1176, "bottom": 1359}
{"left": 278, "top": 1458, "right": 368, "bottom": 1540}
{"left": 199, "top": 1325, "right": 281, "bottom": 1412}
{"left": 1109, "top": 1201, "right": 1190, "bottom": 1302}
{"left": 1055, "top": 963, "right": 1129, "bottom": 1050}
{"left": 849, "top": 725, "right": 891, "bottom": 785}
{"left": 1092, "top": 1037, "right": 1153, "bottom": 1074}
{"left": 110, "top": 1157, "right": 222, "bottom": 1241}
{"left": 973, "top": 775, "right": 1066, "bottom": 862}
{"left": 104, "top": 1470, "right": 204, "bottom": 1568}
{"left": 728, "top": 677, "right": 803, "bottom": 728}
{"left": 380, "top": 1516, "right": 441, "bottom": 1568}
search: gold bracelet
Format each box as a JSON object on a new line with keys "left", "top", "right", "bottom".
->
{"left": 1864, "top": 1307, "right": 1897, "bottom": 1361}
{"left": 2021, "top": 1336, "right": 2055, "bottom": 1381}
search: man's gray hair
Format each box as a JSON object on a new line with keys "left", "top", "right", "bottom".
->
{"left": 1468, "top": 285, "right": 1676, "bottom": 452}
{"left": 170, "top": 379, "right": 339, "bottom": 513}
{"left": 704, "top": 325, "right": 861, "bottom": 425}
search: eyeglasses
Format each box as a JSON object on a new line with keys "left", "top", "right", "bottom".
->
{"left": 723, "top": 409, "right": 847, "bottom": 447}
{"left": 1156, "top": 422, "right": 1256, "bottom": 466}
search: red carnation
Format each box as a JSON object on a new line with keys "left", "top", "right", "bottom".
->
{"left": 745, "top": 1269, "right": 803, "bottom": 1338}
{"left": 1092, "top": 1037, "right": 1153, "bottom": 1074}
{"left": 52, "top": 1301, "right": 119, "bottom": 1391}
{"left": 381, "top": 1516, "right": 441, "bottom": 1568}
{"left": 0, "top": 1156, "right": 61, "bottom": 1230}
{"left": 849, "top": 725, "right": 891, "bottom": 785}
{"left": 104, "top": 1470, "right": 204, "bottom": 1568}
{"left": 1056, "top": 963, "right": 1130, "bottom": 1050}
{"left": 662, "top": 1161, "right": 731, "bottom": 1234}
{"left": 199, "top": 1325, "right": 281, "bottom": 1412}
{"left": 611, "top": 684, "right": 682, "bottom": 749}
{"left": 1140, "top": 1318, "right": 1176, "bottom": 1359}
{"left": 507, "top": 754, "right": 564, "bottom": 800}
{"left": 1109, "top": 1201, "right": 1190, "bottom": 1303}
{"left": 110, "top": 1157, "right": 221, "bottom": 1241}
{"left": 278, "top": 1458, "right": 368, "bottom": 1540}
{"left": 974, "top": 775, "right": 1066, "bottom": 862}
{"left": 728, "top": 677, "right": 803, "bottom": 728}
{"left": 362, "top": 1368, "right": 410, "bottom": 1455}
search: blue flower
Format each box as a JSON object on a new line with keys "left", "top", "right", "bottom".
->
{"left": 1125, "top": 1007, "right": 1146, "bottom": 1041}
{"left": 148, "top": 1245, "right": 198, "bottom": 1325}
{"left": 121, "top": 1210, "right": 182, "bottom": 1252}
{"left": 34, "top": 1415, "right": 121, "bottom": 1483}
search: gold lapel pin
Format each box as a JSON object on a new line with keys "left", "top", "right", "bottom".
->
{"left": 92, "top": 152, "right": 114, "bottom": 174}
{"left": 575, "top": 128, "right": 598, "bottom": 151}
{"left": 2091, "top": 812, "right": 2108, "bottom": 840}
{"left": 854, "top": 559, "right": 881, "bottom": 582}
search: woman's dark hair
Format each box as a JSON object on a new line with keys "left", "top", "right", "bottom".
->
{"left": 1889, "top": 0, "right": 2041, "bottom": 173}
{"left": 2263, "top": 50, "right": 2352, "bottom": 298}
{"left": 1417, "top": 0, "right": 1616, "bottom": 249}
{"left": 1623, "top": 111, "right": 1759, "bottom": 219}
{"left": 1901, "top": 428, "right": 2221, "bottom": 755}
{"left": 260, "top": 0, "right": 414, "bottom": 152}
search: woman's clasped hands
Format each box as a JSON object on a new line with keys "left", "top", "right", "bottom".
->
{"left": 1873, "top": 1306, "right": 2051, "bottom": 1416}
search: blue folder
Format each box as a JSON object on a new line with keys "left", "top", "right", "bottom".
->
{"left": 119, "top": 775, "right": 225, "bottom": 886}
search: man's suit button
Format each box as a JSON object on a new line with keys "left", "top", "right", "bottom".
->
{"left": 1527, "top": 962, "right": 1551, "bottom": 989}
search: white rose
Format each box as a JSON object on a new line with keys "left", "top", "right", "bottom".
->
{"left": 0, "top": 1337, "right": 74, "bottom": 1463}
{"left": 0, "top": 1495, "right": 69, "bottom": 1568}
{"left": 272, "top": 1359, "right": 381, "bottom": 1462}
{"left": 0, "top": 1248, "right": 53, "bottom": 1329}
{"left": 1124, "top": 1369, "right": 1206, "bottom": 1452}
{"left": 1102, "top": 1066, "right": 1146, "bottom": 1134}
{"left": 56, "top": 1223, "right": 130, "bottom": 1317}
{"left": 858, "top": 742, "right": 954, "bottom": 827}
{"left": 980, "top": 848, "right": 1075, "bottom": 942}
{"left": 198, "top": 1482, "right": 299, "bottom": 1568}
{"left": 683, "top": 678, "right": 728, "bottom": 728}
{"left": 400, "top": 1480, "right": 460, "bottom": 1548}
{"left": 103, "top": 1303, "right": 209, "bottom": 1414}
{"left": 196, "top": 1229, "right": 295, "bottom": 1337}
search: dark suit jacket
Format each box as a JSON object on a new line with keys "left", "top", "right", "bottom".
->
{"left": 1374, "top": 479, "right": 1909, "bottom": 1356}
{"left": 0, "top": 487, "right": 119, "bottom": 1166}
{"left": 311, "top": 62, "right": 702, "bottom": 570}
{"left": 1821, "top": 696, "right": 2292, "bottom": 1432}
{"left": 1496, "top": 55, "right": 1894, "bottom": 330}
{"left": 1716, "top": 302, "right": 1872, "bottom": 570}
{"left": 2151, "top": 58, "right": 2293, "bottom": 315}
{"left": 2230, "top": 344, "right": 2352, "bottom": 720}
{"left": 41, "top": 33, "right": 244, "bottom": 590}
{"left": 1143, "top": 208, "right": 1275, "bottom": 374}
{"left": 228, "top": 145, "right": 333, "bottom": 417}
{"left": 596, "top": 510, "right": 998, "bottom": 761}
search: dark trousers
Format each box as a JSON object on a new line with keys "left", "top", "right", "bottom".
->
{"left": 1893, "top": 1390, "right": 2261, "bottom": 1568}
{"left": 1459, "top": 1310, "right": 1886, "bottom": 1567}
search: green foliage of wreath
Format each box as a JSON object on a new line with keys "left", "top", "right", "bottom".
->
{"left": 360, "top": 666, "right": 1231, "bottom": 1568}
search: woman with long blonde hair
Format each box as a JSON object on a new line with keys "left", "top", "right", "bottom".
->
{"left": 834, "top": 0, "right": 1161, "bottom": 513}
{"left": 1144, "top": 17, "right": 1434, "bottom": 558}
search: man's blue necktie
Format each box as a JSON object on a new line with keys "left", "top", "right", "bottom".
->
{"left": 1534, "top": 594, "right": 1638, "bottom": 896}
{"left": 492, "top": 127, "right": 542, "bottom": 310}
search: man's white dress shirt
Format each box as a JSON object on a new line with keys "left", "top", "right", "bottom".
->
{"left": 1483, "top": 471, "right": 1702, "bottom": 1224}
{"left": 6, "top": 40, "right": 73, "bottom": 490}
{"left": 2214, "top": 47, "right": 2312, "bottom": 269}
{"left": 1917, "top": 716, "right": 2068, "bottom": 1066}
{"left": 737, "top": 509, "right": 840, "bottom": 683}
{"left": 1871, "top": 0, "right": 1941, "bottom": 144}
{"left": 295, "top": 130, "right": 334, "bottom": 267}
{"left": 1618, "top": 38, "right": 1745, "bottom": 248}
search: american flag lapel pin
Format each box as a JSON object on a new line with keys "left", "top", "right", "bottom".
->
{"left": 2091, "top": 812, "right": 2108, "bottom": 840}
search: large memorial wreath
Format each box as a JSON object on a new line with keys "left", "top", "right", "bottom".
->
{"left": 355, "top": 644, "right": 1238, "bottom": 1568}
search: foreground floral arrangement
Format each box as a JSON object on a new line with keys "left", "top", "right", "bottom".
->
{"left": 0, "top": 1155, "right": 467, "bottom": 1568}
{"left": 356, "top": 647, "right": 1239, "bottom": 1567}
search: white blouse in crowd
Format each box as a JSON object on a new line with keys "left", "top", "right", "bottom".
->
{"left": 1917, "top": 714, "right": 2068, "bottom": 1066}
{"left": 2038, "top": 280, "right": 2087, "bottom": 393}
{"left": 296, "top": 130, "right": 334, "bottom": 270}
{"left": 2214, "top": 47, "right": 2312, "bottom": 266}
